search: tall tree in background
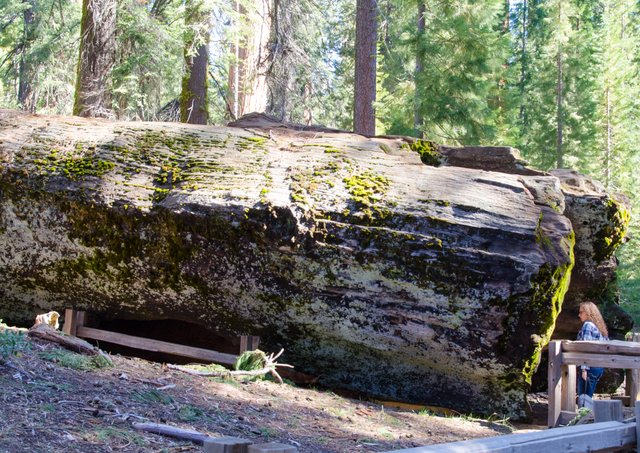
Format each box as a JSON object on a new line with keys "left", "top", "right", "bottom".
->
{"left": 180, "top": 0, "right": 210, "bottom": 124}
{"left": 413, "top": 0, "right": 425, "bottom": 137}
{"left": 354, "top": 0, "right": 377, "bottom": 135}
{"left": 17, "top": 0, "right": 35, "bottom": 112}
{"left": 73, "top": 0, "right": 116, "bottom": 117}
{"left": 228, "top": 0, "right": 270, "bottom": 119}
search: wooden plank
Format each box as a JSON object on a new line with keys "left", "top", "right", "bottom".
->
{"left": 558, "top": 410, "right": 577, "bottom": 426}
{"left": 636, "top": 401, "right": 640, "bottom": 450}
{"left": 381, "top": 422, "right": 634, "bottom": 453}
{"left": 562, "top": 340, "right": 640, "bottom": 356}
{"left": 631, "top": 369, "right": 640, "bottom": 407}
{"left": 548, "top": 341, "right": 563, "bottom": 428}
{"left": 561, "top": 364, "right": 576, "bottom": 413}
{"left": 247, "top": 443, "right": 298, "bottom": 453}
{"left": 561, "top": 352, "right": 640, "bottom": 369}
{"left": 62, "top": 309, "right": 78, "bottom": 336}
{"left": 76, "top": 326, "right": 237, "bottom": 365}
{"left": 203, "top": 437, "right": 253, "bottom": 453}
{"left": 594, "top": 400, "right": 623, "bottom": 423}
{"left": 240, "top": 336, "right": 248, "bottom": 354}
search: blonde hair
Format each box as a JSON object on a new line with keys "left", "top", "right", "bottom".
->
{"left": 580, "top": 301, "right": 609, "bottom": 338}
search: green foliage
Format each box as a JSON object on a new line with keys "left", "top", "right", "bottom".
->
{"left": 0, "top": 0, "right": 81, "bottom": 113}
{"left": 235, "top": 349, "right": 267, "bottom": 371}
{"left": 39, "top": 350, "right": 113, "bottom": 370}
{"left": 0, "top": 322, "right": 30, "bottom": 363}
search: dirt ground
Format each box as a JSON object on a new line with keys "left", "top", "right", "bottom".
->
{"left": 0, "top": 327, "right": 547, "bottom": 453}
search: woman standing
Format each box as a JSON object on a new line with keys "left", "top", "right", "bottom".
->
{"left": 577, "top": 301, "right": 609, "bottom": 397}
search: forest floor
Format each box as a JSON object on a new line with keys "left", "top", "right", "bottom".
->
{"left": 0, "top": 325, "right": 548, "bottom": 453}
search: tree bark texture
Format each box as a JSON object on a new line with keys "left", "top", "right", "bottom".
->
{"left": 555, "top": 2, "right": 564, "bottom": 168}
{"left": 18, "top": 0, "right": 36, "bottom": 113}
{"left": 228, "top": 0, "right": 270, "bottom": 119}
{"left": 73, "top": 0, "right": 116, "bottom": 118}
{"left": 265, "top": 0, "right": 295, "bottom": 121}
{"left": 180, "top": 0, "right": 209, "bottom": 125}
{"left": 354, "top": 0, "right": 377, "bottom": 136}
{"left": 0, "top": 110, "right": 630, "bottom": 418}
{"left": 413, "top": 1, "right": 425, "bottom": 138}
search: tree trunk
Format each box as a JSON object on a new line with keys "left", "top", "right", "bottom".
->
{"left": 518, "top": 0, "right": 527, "bottom": 123}
{"left": 555, "top": 2, "right": 564, "bottom": 169}
{"left": 229, "top": 0, "right": 270, "bottom": 119}
{"left": 73, "top": 0, "right": 116, "bottom": 118}
{"left": 265, "top": 0, "right": 294, "bottom": 121}
{"left": 354, "top": 0, "right": 377, "bottom": 136}
{"left": 18, "top": 0, "right": 36, "bottom": 113}
{"left": 180, "top": 0, "right": 209, "bottom": 125}
{"left": 413, "top": 1, "right": 425, "bottom": 138}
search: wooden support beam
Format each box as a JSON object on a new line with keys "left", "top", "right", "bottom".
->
{"left": 561, "top": 352, "right": 640, "bottom": 369}
{"left": 636, "top": 401, "right": 640, "bottom": 448}
{"left": 62, "top": 309, "right": 85, "bottom": 336}
{"left": 593, "top": 400, "right": 623, "bottom": 423}
{"left": 76, "top": 326, "right": 238, "bottom": 366}
{"left": 239, "top": 336, "right": 261, "bottom": 354}
{"left": 561, "top": 364, "right": 576, "bottom": 413}
{"left": 381, "top": 421, "right": 635, "bottom": 452}
{"left": 247, "top": 443, "right": 297, "bottom": 453}
{"left": 203, "top": 437, "right": 253, "bottom": 453}
{"left": 548, "top": 341, "right": 563, "bottom": 428}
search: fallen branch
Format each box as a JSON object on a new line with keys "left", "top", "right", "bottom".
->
{"left": 28, "top": 323, "right": 98, "bottom": 355}
{"left": 132, "top": 422, "right": 212, "bottom": 445}
{"left": 168, "top": 349, "right": 293, "bottom": 384}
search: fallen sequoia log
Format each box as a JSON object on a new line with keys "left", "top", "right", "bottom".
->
{"left": 0, "top": 110, "right": 630, "bottom": 418}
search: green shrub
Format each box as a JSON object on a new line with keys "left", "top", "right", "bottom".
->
{"left": 0, "top": 321, "right": 30, "bottom": 363}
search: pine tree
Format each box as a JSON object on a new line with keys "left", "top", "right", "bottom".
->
{"left": 354, "top": 0, "right": 377, "bottom": 135}
{"left": 73, "top": 0, "right": 117, "bottom": 118}
{"left": 180, "top": 0, "right": 210, "bottom": 124}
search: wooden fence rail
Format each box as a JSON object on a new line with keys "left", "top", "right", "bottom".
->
{"left": 383, "top": 401, "right": 640, "bottom": 453}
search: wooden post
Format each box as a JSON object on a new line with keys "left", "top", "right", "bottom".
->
{"left": 247, "top": 444, "right": 297, "bottom": 453}
{"left": 62, "top": 309, "right": 85, "bottom": 336}
{"left": 561, "top": 364, "right": 576, "bottom": 414}
{"left": 203, "top": 437, "right": 253, "bottom": 453}
{"left": 239, "top": 336, "right": 261, "bottom": 354}
{"left": 629, "top": 333, "right": 640, "bottom": 407}
{"left": 594, "top": 400, "right": 623, "bottom": 423}
{"left": 636, "top": 401, "right": 640, "bottom": 449}
{"left": 548, "top": 340, "right": 563, "bottom": 427}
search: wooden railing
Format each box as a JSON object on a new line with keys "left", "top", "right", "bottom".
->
{"left": 548, "top": 339, "right": 640, "bottom": 427}
{"left": 383, "top": 401, "right": 640, "bottom": 453}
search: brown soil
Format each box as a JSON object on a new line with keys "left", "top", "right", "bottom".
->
{"left": 0, "top": 328, "right": 546, "bottom": 453}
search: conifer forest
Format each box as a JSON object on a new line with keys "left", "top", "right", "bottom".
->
{"left": 1, "top": 0, "right": 639, "bottom": 322}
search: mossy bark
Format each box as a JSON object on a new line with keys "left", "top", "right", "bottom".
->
{"left": 1, "top": 110, "right": 618, "bottom": 418}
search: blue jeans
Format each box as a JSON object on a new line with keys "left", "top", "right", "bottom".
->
{"left": 577, "top": 367, "right": 604, "bottom": 397}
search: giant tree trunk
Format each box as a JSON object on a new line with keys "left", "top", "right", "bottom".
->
{"left": 354, "top": 0, "right": 377, "bottom": 135}
{"left": 0, "top": 110, "right": 630, "bottom": 418}
{"left": 73, "top": 0, "right": 116, "bottom": 118}
{"left": 180, "top": 0, "right": 209, "bottom": 125}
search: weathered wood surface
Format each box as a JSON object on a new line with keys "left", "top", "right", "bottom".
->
{"left": 383, "top": 421, "right": 636, "bottom": 453}
{"left": 77, "top": 326, "right": 238, "bottom": 365}
{"left": 27, "top": 323, "right": 99, "bottom": 355}
{"left": 0, "top": 110, "right": 629, "bottom": 417}
{"left": 563, "top": 340, "right": 640, "bottom": 355}
{"left": 132, "top": 422, "right": 212, "bottom": 444}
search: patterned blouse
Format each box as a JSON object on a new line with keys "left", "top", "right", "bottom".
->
{"left": 577, "top": 320, "right": 608, "bottom": 370}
